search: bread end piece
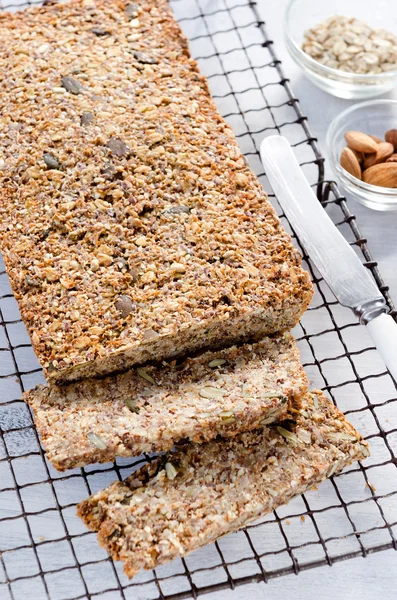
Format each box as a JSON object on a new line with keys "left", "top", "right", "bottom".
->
{"left": 77, "top": 391, "right": 369, "bottom": 578}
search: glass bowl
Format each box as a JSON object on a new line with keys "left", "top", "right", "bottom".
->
{"left": 326, "top": 100, "right": 397, "bottom": 210}
{"left": 285, "top": 0, "right": 397, "bottom": 99}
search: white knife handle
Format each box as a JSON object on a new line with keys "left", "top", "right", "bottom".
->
{"left": 366, "top": 313, "right": 397, "bottom": 382}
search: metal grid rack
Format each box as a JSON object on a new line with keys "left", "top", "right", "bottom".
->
{"left": 0, "top": 0, "right": 397, "bottom": 598}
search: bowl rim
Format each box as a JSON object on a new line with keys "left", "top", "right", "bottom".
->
{"left": 285, "top": 0, "right": 397, "bottom": 82}
{"left": 326, "top": 99, "right": 397, "bottom": 196}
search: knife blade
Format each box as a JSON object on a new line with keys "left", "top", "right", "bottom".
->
{"left": 260, "top": 135, "right": 397, "bottom": 382}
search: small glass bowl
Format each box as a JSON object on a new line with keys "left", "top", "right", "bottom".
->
{"left": 326, "top": 100, "right": 397, "bottom": 210}
{"left": 285, "top": 0, "right": 397, "bottom": 99}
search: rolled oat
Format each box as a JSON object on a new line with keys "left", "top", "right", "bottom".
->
{"left": 302, "top": 16, "right": 397, "bottom": 74}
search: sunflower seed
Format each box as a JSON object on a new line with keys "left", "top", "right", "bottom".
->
{"left": 165, "top": 462, "right": 178, "bottom": 480}
{"left": 327, "top": 459, "right": 344, "bottom": 478}
{"left": 61, "top": 75, "right": 83, "bottom": 95}
{"left": 87, "top": 432, "right": 107, "bottom": 450}
{"left": 260, "top": 415, "right": 277, "bottom": 425}
{"left": 136, "top": 367, "right": 156, "bottom": 385}
{"left": 219, "top": 411, "right": 234, "bottom": 419}
{"left": 208, "top": 358, "right": 227, "bottom": 368}
{"left": 219, "top": 411, "right": 235, "bottom": 424}
{"left": 170, "top": 262, "right": 186, "bottom": 274}
{"left": 199, "top": 386, "right": 225, "bottom": 399}
{"left": 43, "top": 152, "right": 60, "bottom": 170}
{"left": 276, "top": 426, "right": 300, "bottom": 444}
{"left": 327, "top": 432, "right": 358, "bottom": 441}
{"left": 297, "top": 429, "right": 312, "bottom": 444}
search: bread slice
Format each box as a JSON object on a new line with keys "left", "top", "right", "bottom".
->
{"left": 0, "top": 0, "right": 313, "bottom": 384}
{"left": 25, "top": 333, "right": 307, "bottom": 471}
{"left": 77, "top": 391, "right": 369, "bottom": 578}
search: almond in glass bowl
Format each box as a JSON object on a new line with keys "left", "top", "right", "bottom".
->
{"left": 340, "top": 130, "right": 397, "bottom": 186}
{"left": 327, "top": 100, "right": 397, "bottom": 210}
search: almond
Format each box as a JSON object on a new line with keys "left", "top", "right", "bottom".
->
{"left": 386, "top": 153, "right": 397, "bottom": 163}
{"left": 340, "top": 147, "right": 361, "bottom": 179}
{"left": 352, "top": 149, "right": 364, "bottom": 164}
{"left": 363, "top": 162, "right": 397, "bottom": 188}
{"left": 385, "top": 129, "right": 397, "bottom": 151}
{"left": 344, "top": 131, "right": 379, "bottom": 154}
{"left": 369, "top": 134, "right": 383, "bottom": 144}
{"left": 363, "top": 142, "right": 394, "bottom": 169}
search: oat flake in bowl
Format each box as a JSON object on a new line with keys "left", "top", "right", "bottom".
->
{"left": 302, "top": 16, "right": 397, "bottom": 75}
{"left": 285, "top": 0, "right": 397, "bottom": 98}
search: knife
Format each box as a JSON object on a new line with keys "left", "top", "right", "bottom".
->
{"left": 260, "top": 135, "right": 397, "bottom": 382}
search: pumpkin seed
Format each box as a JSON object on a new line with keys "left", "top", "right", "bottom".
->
{"left": 108, "top": 528, "right": 121, "bottom": 540}
{"left": 106, "top": 137, "right": 129, "bottom": 157}
{"left": 25, "top": 275, "right": 40, "bottom": 288}
{"left": 126, "top": 3, "right": 139, "bottom": 19}
{"left": 136, "top": 367, "right": 156, "bottom": 385}
{"left": 80, "top": 111, "right": 94, "bottom": 126}
{"left": 61, "top": 75, "right": 83, "bottom": 95}
{"left": 124, "top": 398, "right": 140, "bottom": 413}
{"left": 91, "top": 27, "right": 110, "bottom": 36}
{"left": 162, "top": 205, "right": 190, "bottom": 215}
{"left": 165, "top": 462, "right": 178, "bottom": 480}
{"left": 43, "top": 152, "right": 60, "bottom": 170}
{"left": 199, "top": 386, "right": 225, "bottom": 399}
{"left": 121, "top": 496, "right": 132, "bottom": 505}
{"left": 142, "top": 329, "right": 159, "bottom": 342}
{"left": 134, "top": 51, "right": 158, "bottom": 65}
{"left": 208, "top": 358, "right": 227, "bottom": 368}
{"left": 87, "top": 432, "right": 107, "bottom": 450}
{"left": 101, "top": 163, "right": 118, "bottom": 180}
{"left": 115, "top": 295, "right": 134, "bottom": 317}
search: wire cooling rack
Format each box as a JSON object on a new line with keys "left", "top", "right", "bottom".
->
{"left": 1, "top": 0, "right": 397, "bottom": 599}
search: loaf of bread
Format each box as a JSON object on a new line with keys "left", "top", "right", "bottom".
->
{"left": 0, "top": 0, "right": 313, "bottom": 383}
{"left": 77, "top": 391, "right": 369, "bottom": 578}
{"left": 25, "top": 333, "right": 307, "bottom": 470}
